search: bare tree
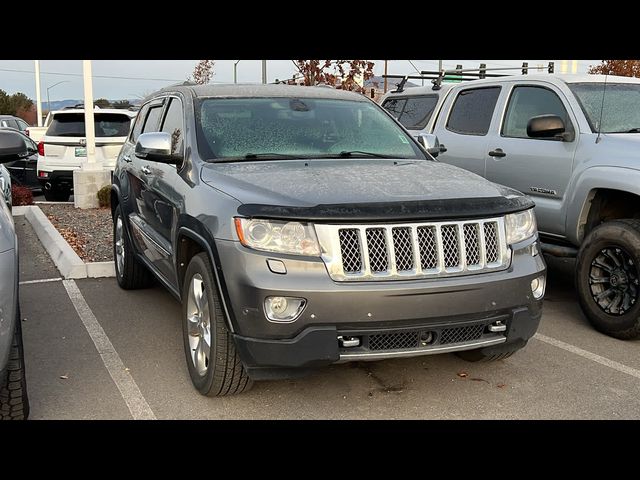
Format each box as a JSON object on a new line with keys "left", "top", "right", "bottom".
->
{"left": 188, "top": 60, "right": 215, "bottom": 85}
{"left": 291, "top": 60, "right": 375, "bottom": 92}
{"left": 589, "top": 60, "right": 640, "bottom": 77}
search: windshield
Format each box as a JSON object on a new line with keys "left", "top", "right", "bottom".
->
{"left": 196, "top": 97, "right": 427, "bottom": 161}
{"left": 47, "top": 113, "right": 132, "bottom": 137}
{"left": 569, "top": 82, "right": 640, "bottom": 133}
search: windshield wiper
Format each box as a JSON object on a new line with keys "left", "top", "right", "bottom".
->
{"left": 212, "top": 153, "right": 303, "bottom": 163}
{"left": 337, "top": 150, "right": 402, "bottom": 158}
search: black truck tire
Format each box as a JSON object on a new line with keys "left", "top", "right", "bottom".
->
{"left": 576, "top": 219, "right": 640, "bottom": 339}
{"left": 113, "top": 205, "right": 153, "bottom": 290}
{"left": 43, "top": 187, "right": 70, "bottom": 202}
{"left": 0, "top": 308, "right": 29, "bottom": 420}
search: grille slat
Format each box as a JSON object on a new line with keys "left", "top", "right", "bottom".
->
{"left": 392, "top": 227, "right": 414, "bottom": 271}
{"left": 483, "top": 222, "right": 499, "bottom": 264}
{"left": 366, "top": 228, "right": 388, "bottom": 273}
{"left": 463, "top": 223, "right": 480, "bottom": 266}
{"left": 440, "top": 324, "right": 485, "bottom": 345}
{"left": 333, "top": 218, "right": 506, "bottom": 280}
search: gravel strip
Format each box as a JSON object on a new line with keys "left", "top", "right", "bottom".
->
{"left": 38, "top": 204, "right": 113, "bottom": 262}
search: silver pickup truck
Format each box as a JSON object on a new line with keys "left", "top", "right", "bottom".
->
{"left": 382, "top": 73, "right": 640, "bottom": 339}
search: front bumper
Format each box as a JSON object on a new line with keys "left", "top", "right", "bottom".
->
{"left": 216, "top": 237, "right": 546, "bottom": 378}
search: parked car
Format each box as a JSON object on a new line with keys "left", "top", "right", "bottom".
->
{"left": 0, "top": 130, "right": 30, "bottom": 420}
{"left": 0, "top": 115, "right": 30, "bottom": 136}
{"left": 111, "top": 84, "right": 546, "bottom": 396}
{"left": 0, "top": 128, "right": 40, "bottom": 191}
{"left": 37, "top": 108, "right": 137, "bottom": 201}
{"left": 386, "top": 72, "right": 640, "bottom": 339}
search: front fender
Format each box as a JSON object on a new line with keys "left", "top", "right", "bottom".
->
{"left": 567, "top": 166, "right": 640, "bottom": 244}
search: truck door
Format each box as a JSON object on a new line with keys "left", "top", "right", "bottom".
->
{"left": 484, "top": 83, "right": 578, "bottom": 236}
{"left": 433, "top": 85, "right": 502, "bottom": 176}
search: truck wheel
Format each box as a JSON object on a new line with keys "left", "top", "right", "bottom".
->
{"left": 576, "top": 219, "right": 640, "bottom": 339}
{"left": 43, "top": 188, "right": 70, "bottom": 202}
{"left": 113, "top": 205, "right": 153, "bottom": 289}
{"left": 0, "top": 307, "right": 30, "bottom": 420}
{"left": 182, "top": 253, "right": 253, "bottom": 396}
{"left": 456, "top": 339, "right": 526, "bottom": 362}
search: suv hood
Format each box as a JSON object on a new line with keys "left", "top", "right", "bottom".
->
{"left": 201, "top": 159, "right": 533, "bottom": 221}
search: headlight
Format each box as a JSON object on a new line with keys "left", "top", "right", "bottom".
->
{"left": 234, "top": 218, "right": 320, "bottom": 256}
{"left": 505, "top": 209, "right": 537, "bottom": 244}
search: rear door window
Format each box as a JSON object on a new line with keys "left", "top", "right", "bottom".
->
{"left": 446, "top": 87, "right": 501, "bottom": 135}
{"left": 47, "top": 113, "right": 132, "bottom": 137}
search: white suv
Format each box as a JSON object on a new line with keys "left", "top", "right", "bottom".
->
{"left": 37, "top": 108, "right": 136, "bottom": 201}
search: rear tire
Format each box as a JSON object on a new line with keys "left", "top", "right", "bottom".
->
{"left": 113, "top": 205, "right": 153, "bottom": 290}
{"left": 43, "top": 187, "right": 70, "bottom": 202}
{"left": 576, "top": 219, "right": 640, "bottom": 339}
{"left": 0, "top": 307, "right": 29, "bottom": 420}
{"left": 182, "top": 253, "right": 253, "bottom": 396}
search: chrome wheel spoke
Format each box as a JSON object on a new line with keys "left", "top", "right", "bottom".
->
{"left": 185, "top": 272, "right": 211, "bottom": 376}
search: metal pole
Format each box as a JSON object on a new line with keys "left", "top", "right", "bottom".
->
{"left": 384, "top": 60, "right": 388, "bottom": 93}
{"left": 82, "top": 60, "right": 96, "bottom": 166}
{"left": 234, "top": 60, "right": 240, "bottom": 84}
{"left": 438, "top": 59, "right": 443, "bottom": 73}
{"left": 46, "top": 88, "right": 50, "bottom": 118}
{"left": 34, "top": 60, "right": 43, "bottom": 126}
{"left": 261, "top": 60, "right": 267, "bottom": 84}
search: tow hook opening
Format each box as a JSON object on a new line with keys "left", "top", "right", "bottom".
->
{"left": 338, "top": 335, "right": 361, "bottom": 348}
{"left": 488, "top": 320, "right": 507, "bottom": 333}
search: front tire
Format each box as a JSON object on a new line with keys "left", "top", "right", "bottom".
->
{"left": 113, "top": 205, "right": 153, "bottom": 290}
{"left": 182, "top": 253, "right": 252, "bottom": 396}
{"left": 0, "top": 307, "right": 29, "bottom": 420}
{"left": 576, "top": 219, "right": 640, "bottom": 339}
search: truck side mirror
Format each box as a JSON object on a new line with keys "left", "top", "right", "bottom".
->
{"left": 416, "top": 133, "right": 442, "bottom": 157}
{"left": 527, "top": 114, "right": 571, "bottom": 141}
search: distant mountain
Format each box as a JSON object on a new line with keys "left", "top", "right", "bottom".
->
{"left": 44, "top": 99, "right": 141, "bottom": 111}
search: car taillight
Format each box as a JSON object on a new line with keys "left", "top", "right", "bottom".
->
{"left": 37, "top": 141, "right": 44, "bottom": 156}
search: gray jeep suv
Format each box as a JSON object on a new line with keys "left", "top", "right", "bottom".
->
{"left": 111, "top": 84, "right": 546, "bottom": 396}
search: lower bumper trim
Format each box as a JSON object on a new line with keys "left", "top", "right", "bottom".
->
{"left": 337, "top": 336, "right": 506, "bottom": 362}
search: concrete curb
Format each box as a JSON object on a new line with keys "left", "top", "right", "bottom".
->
{"left": 13, "top": 205, "right": 115, "bottom": 279}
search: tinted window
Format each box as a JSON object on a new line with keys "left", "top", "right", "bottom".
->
{"left": 447, "top": 87, "right": 501, "bottom": 135}
{"left": 130, "top": 104, "right": 149, "bottom": 142}
{"left": 502, "top": 86, "right": 571, "bottom": 138}
{"left": 47, "top": 113, "right": 132, "bottom": 137}
{"left": 16, "top": 119, "right": 29, "bottom": 130}
{"left": 142, "top": 106, "right": 163, "bottom": 133}
{"left": 398, "top": 96, "right": 438, "bottom": 129}
{"left": 197, "top": 97, "right": 426, "bottom": 161}
{"left": 160, "top": 98, "right": 184, "bottom": 155}
{"left": 569, "top": 83, "right": 640, "bottom": 133}
{"left": 382, "top": 98, "right": 406, "bottom": 119}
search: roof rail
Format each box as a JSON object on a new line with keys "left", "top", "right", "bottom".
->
{"left": 383, "top": 62, "right": 555, "bottom": 91}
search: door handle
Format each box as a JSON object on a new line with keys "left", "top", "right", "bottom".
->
{"left": 488, "top": 148, "right": 506, "bottom": 158}
{"left": 123, "top": 154, "right": 132, "bottom": 163}
{"left": 141, "top": 166, "right": 151, "bottom": 175}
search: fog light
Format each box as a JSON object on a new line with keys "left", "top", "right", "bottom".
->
{"left": 264, "top": 296, "right": 306, "bottom": 323}
{"left": 531, "top": 275, "right": 546, "bottom": 299}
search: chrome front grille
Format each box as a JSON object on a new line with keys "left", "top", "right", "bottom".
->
{"left": 316, "top": 217, "right": 509, "bottom": 282}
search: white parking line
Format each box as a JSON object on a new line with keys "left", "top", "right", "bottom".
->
{"left": 62, "top": 279, "right": 156, "bottom": 420}
{"left": 534, "top": 333, "right": 640, "bottom": 380}
{"left": 19, "top": 277, "right": 62, "bottom": 285}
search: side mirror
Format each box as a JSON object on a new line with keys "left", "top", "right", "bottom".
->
{"left": 416, "top": 133, "right": 442, "bottom": 157}
{"left": 0, "top": 130, "right": 28, "bottom": 163}
{"left": 527, "top": 114, "right": 572, "bottom": 141}
{"left": 135, "top": 132, "right": 182, "bottom": 164}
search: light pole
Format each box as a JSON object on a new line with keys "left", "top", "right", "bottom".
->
{"left": 262, "top": 60, "right": 267, "bottom": 84}
{"left": 46, "top": 80, "right": 69, "bottom": 115}
{"left": 234, "top": 60, "right": 241, "bottom": 84}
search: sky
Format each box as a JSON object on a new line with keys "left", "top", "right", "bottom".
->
{"left": 0, "top": 59, "right": 600, "bottom": 101}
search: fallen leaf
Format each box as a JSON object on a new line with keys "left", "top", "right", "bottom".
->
{"left": 496, "top": 383, "right": 507, "bottom": 389}
{"left": 60, "top": 375, "right": 69, "bottom": 379}
{"left": 470, "top": 378, "right": 489, "bottom": 383}
{"left": 125, "top": 368, "right": 130, "bottom": 372}
{"left": 22, "top": 317, "right": 27, "bottom": 322}
{"left": 457, "top": 372, "right": 468, "bottom": 378}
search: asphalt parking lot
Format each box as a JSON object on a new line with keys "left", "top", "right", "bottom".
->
{"left": 15, "top": 216, "right": 640, "bottom": 419}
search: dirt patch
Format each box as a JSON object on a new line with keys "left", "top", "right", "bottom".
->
{"left": 38, "top": 204, "right": 113, "bottom": 262}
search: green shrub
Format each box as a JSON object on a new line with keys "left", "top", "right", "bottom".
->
{"left": 97, "top": 185, "right": 111, "bottom": 208}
